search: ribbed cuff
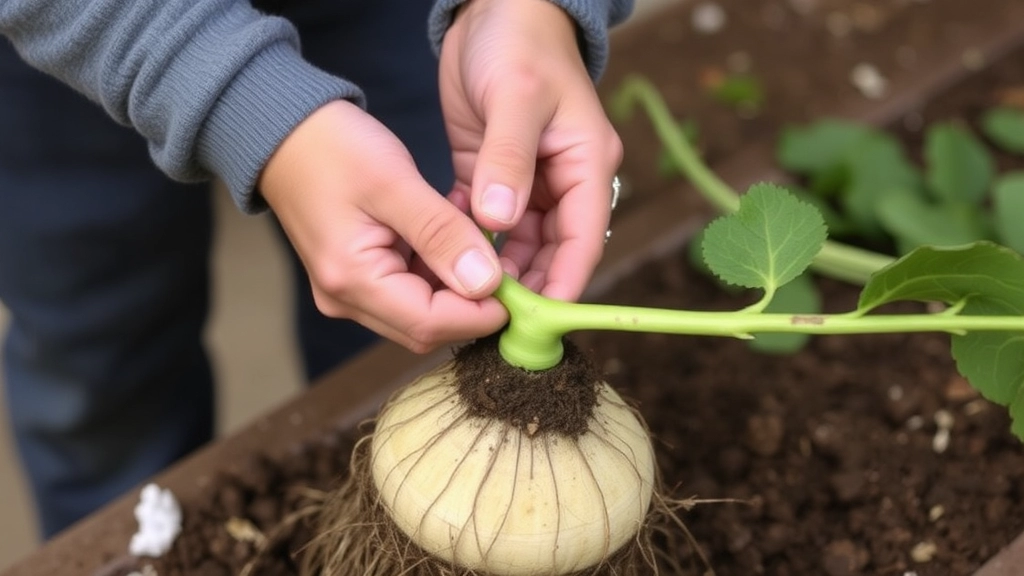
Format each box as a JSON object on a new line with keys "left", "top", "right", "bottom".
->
{"left": 427, "top": 0, "right": 634, "bottom": 81}
{"left": 196, "top": 42, "right": 366, "bottom": 213}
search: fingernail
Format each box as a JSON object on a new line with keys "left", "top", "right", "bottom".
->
{"left": 481, "top": 184, "right": 516, "bottom": 224}
{"left": 455, "top": 249, "right": 498, "bottom": 293}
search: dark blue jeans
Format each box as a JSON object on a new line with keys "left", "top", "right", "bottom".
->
{"left": 0, "top": 0, "right": 452, "bottom": 538}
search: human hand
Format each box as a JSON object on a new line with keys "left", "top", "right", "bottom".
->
{"left": 439, "top": 0, "right": 624, "bottom": 302}
{"left": 258, "top": 100, "right": 509, "bottom": 353}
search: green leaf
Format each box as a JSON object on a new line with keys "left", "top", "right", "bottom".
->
{"left": 858, "top": 242, "right": 1024, "bottom": 312}
{"left": 841, "top": 133, "right": 923, "bottom": 240}
{"left": 857, "top": 242, "right": 1024, "bottom": 438}
{"left": 701, "top": 184, "right": 827, "bottom": 293}
{"left": 993, "top": 172, "right": 1024, "bottom": 253}
{"left": 924, "top": 122, "right": 995, "bottom": 204}
{"left": 710, "top": 74, "right": 765, "bottom": 112}
{"left": 982, "top": 107, "right": 1024, "bottom": 154}
{"left": 777, "top": 119, "right": 871, "bottom": 175}
{"left": 875, "top": 193, "right": 991, "bottom": 254}
{"left": 748, "top": 272, "right": 820, "bottom": 354}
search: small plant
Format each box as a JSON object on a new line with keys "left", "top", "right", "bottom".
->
{"left": 283, "top": 76, "right": 1024, "bottom": 576}
{"left": 299, "top": 188, "right": 1024, "bottom": 576}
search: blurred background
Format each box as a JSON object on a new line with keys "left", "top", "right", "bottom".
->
{"left": 0, "top": 0, "right": 675, "bottom": 570}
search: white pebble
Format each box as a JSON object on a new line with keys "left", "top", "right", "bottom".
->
{"left": 906, "top": 415, "right": 925, "bottom": 431}
{"left": 692, "top": 2, "right": 727, "bottom": 34}
{"left": 911, "top": 540, "right": 938, "bottom": 563}
{"left": 934, "top": 409, "right": 954, "bottom": 430}
{"left": 128, "top": 484, "right": 182, "bottom": 557}
{"left": 850, "top": 63, "right": 888, "bottom": 99}
{"left": 932, "top": 427, "right": 951, "bottom": 454}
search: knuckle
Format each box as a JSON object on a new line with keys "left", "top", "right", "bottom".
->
{"left": 502, "top": 66, "right": 548, "bottom": 101}
{"left": 606, "top": 129, "right": 625, "bottom": 166}
{"left": 311, "top": 289, "right": 346, "bottom": 318}
{"left": 310, "top": 260, "right": 356, "bottom": 301}
{"left": 411, "top": 209, "right": 461, "bottom": 260}
{"left": 404, "top": 322, "right": 441, "bottom": 354}
{"left": 484, "top": 134, "right": 533, "bottom": 172}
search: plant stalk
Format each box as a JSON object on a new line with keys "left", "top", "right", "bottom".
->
{"left": 612, "top": 75, "right": 895, "bottom": 285}
{"left": 495, "top": 275, "right": 1022, "bottom": 371}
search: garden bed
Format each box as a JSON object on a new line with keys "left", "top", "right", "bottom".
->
{"left": 5, "top": 1, "right": 1024, "bottom": 575}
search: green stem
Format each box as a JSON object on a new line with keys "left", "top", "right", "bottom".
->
{"left": 494, "top": 274, "right": 1024, "bottom": 371}
{"left": 611, "top": 74, "right": 895, "bottom": 285}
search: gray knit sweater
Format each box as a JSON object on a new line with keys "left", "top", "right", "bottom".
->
{"left": 0, "top": 0, "right": 632, "bottom": 212}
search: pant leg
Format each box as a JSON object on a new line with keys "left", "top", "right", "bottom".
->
{"left": 275, "top": 0, "right": 456, "bottom": 381}
{"left": 0, "top": 43, "right": 215, "bottom": 537}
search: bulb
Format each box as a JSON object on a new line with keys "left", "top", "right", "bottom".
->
{"left": 370, "top": 363, "right": 656, "bottom": 576}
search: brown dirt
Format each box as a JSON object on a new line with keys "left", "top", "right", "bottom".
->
{"left": 455, "top": 335, "right": 600, "bottom": 438}
{"left": 129, "top": 2, "right": 1024, "bottom": 576}
{"left": 601, "top": 0, "right": 1024, "bottom": 214}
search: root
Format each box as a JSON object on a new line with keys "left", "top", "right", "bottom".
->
{"left": 299, "top": 431, "right": 664, "bottom": 576}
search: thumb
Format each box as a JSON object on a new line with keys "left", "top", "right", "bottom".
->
{"left": 371, "top": 179, "right": 502, "bottom": 299}
{"left": 471, "top": 92, "right": 548, "bottom": 231}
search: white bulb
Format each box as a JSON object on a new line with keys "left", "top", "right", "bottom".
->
{"left": 370, "top": 365, "right": 655, "bottom": 576}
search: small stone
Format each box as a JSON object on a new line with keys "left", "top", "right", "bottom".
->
{"left": 911, "top": 541, "right": 938, "bottom": 563}
{"left": 944, "top": 376, "right": 978, "bottom": 403}
{"left": 928, "top": 505, "right": 944, "bottom": 522}
{"left": 692, "top": 2, "right": 727, "bottom": 34}
{"left": 526, "top": 416, "right": 540, "bottom": 437}
{"left": 964, "top": 399, "right": 989, "bottom": 417}
{"left": 906, "top": 415, "right": 925, "bottom": 431}
{"left": 850, "top": 63, "right": 888, "bottom": 99}
{"left": 886, "top": 387, "right": 922, "bottom": 424}
{"left": 932, "top": 428, "right": 951, "bottom": 454}
{"left": 822, "top": 539, "right": 870, "bottom": 576}
{"left": 934, "top": 409, "right": 955, "bottom": 430}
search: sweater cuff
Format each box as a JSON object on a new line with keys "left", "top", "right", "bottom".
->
{"left": 427, "top": 0, "right": 634, "bottom": 81}
{"left": 196, "top": 42, "right": 365, "bottom": 213}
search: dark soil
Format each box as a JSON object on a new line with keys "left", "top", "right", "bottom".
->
{"left": 601, "top": 0, "right": 1024, "bottom": 214}
{"left": 455, "top": 335, "right": 600, "bottom": 438}
{"left": 130, "top": 2, "right": 1024, "bottom": 576}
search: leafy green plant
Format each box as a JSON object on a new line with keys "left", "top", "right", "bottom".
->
{"left": 774, "top": 113, "right": 1024, "bottom": 256}
{"left": 610, "top": 74, "right": 1024, "bottom": 354}
{"left": 493, "top": 184, "right": 1024, "bottom": 441}
{"left": 598, "top": 74, "right": 1024, "bottom": 440}
{"left": 982, "top": 106, "right": 1024, "bottom": 153}
{"left": 303, "top": 78, "right": 1024, "bottom": 576}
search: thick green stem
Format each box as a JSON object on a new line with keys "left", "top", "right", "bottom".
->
{"left": 611, "top": 74, "right": 895, "bottom": 285}
{"left": 494, "top": 275, "right": 1024, "bottom": 371}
